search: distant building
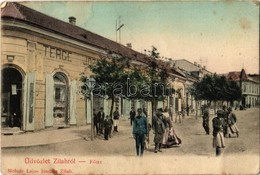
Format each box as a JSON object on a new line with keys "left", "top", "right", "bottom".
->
{"left": 168, "top": 59, "right": 213, "bottom": 113}
{"left": 226, "top": 69, "right": 259, "bottom": 108}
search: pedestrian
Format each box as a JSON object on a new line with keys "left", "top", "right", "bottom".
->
{"left": 222, "top": 106, "right": 229, "bottom": 137}
{"left": 97, "top": 107, "right": 105, "bottom": 134}
{"left": 93, "top": 109, "right": 99, "bottom": 136}
{"left": 103, "top": 115, "right": 113, "bottom": 140}
{"left": 169, "top": 105, "right": 173, "bottom": 121}
{"left": 202, "top": 105, "right": 210, "bottom": 135}
{"left": 153, "top": 108, "right": 165, "bottom": 153}
{"left": 212, "top": 110, "right": 226, "bottom": 156}
{"left": 113, "top": 107, "right": 120, "bottom": 132}
{"left": 227, "top": 107, "right": 239, "bottom": 138}
{"left": 161, "top": 113, "right": 170, "bottom": 148}
{"left": 186, "top": 105, "right": 190, "bottom": 116}
{"left": 129, "top": 107, "right": 136, "bottom": 126}
{"left": 132, "top": 108, "right": 148, "bottom": 156}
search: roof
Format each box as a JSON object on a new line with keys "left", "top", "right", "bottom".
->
{"left": 226, "top": 71, "right": 241, "bottom": 81}
{"left": 226, "top": 69, "right": 249, "bottom": 81}
{"left": 1, "top": 2, "right": 148, "bottom": 64}
{"left": 171, "top": 59, "right": 212, "bottom": 74}
{"left": 1, "top": 2, "right": 185, "bottom": 78}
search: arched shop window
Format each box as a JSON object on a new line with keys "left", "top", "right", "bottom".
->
{"left": 53, "top": 73, "right": 69, "bottom": 126}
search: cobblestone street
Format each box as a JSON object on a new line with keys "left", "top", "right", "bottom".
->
{"left": 2, "top": 108, "right": 259, "bottom": 174}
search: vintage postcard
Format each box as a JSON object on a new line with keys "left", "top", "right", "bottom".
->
{"left": 1, "top": 1, "right": 259, "bottom": 175}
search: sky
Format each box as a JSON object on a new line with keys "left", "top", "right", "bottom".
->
{"left": 23, "top": 1, "right": 259, "bottom": 74}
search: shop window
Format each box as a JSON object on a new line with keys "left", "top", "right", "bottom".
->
{"left": 53, "top": 73, "right": 68, "bottom": 125}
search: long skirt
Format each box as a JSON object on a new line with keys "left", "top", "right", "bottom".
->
{"left": 229, "top": 123, "right": 239, "bottom": 133}
{"left": 168, "top": 128, "right": 181, "bottom": 145}
{"left": 213, "top": 132, "right": 225, "bottom": 148}
{"left": 162, "top": 128, "right": 169, "bottom": 145}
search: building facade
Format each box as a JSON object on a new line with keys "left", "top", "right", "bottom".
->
{"left": 227, "top": 69, "right": 260, "bottom": 108}
{"left": 1, "top": 2, "right": 185, "bottom": 132}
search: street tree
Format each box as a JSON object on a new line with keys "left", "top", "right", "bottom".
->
{"left": 190, "top": 74, "right": 242, "bottom": 112}
{"left": 87, "top": 55, "right": 130, "bottom": 117}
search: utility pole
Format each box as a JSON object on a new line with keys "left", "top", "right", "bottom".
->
{"left": 116, "top": 16, "right": 124, "bottom": 44}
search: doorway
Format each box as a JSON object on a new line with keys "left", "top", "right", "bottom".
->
{"left": 1, "top": 67, "right": 23, "bottom": 129}
{"left": 53, "top": 73, "right": 69, "bottom": 126}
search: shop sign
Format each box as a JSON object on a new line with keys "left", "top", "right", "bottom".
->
{"left": 43, "top": 44, "right": 72, "bottom": 62}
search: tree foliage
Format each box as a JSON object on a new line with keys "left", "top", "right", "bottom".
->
{"left": 190, "top": 74, "right": 242, "bottom": 103}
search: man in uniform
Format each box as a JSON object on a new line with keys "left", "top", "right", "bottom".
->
{"left": 113, "top": 107, "right": 120, "bottom": 132}
{"left": 212, "top": 110, "right": 226, "bottom": 156}
{"left": 202, "top": 105, "right": 210, "bottom": 135}
{"left": 132, "top": 108, "right": 148, "bottom": 156}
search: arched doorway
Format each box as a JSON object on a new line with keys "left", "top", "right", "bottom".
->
{"left": 1, "top": 67, "right": 23, "bottom": 129}
{"left": 53, "top": 73, "right": 69, "bottom": 126}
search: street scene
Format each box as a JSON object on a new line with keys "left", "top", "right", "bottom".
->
{"left": 2, "top": 108, "right": 259, "bottom": 156}
{"left": 1, "top": 1, "right": 259, "bottom": 175}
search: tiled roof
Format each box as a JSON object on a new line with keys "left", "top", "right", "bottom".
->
{"left": 1, "top": 2, "right": 148, "bottom": 63}
{"left": 1, "top": 2, "right": 185, "bottom": 78}
{"left": 226, "top": 71, "right": 241, "bottom": 81}
{"left": 226, "top": 69, "right": 249, "bottom": 81}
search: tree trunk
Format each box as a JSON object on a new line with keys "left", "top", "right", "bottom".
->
{"left": 214, "top": 101, "right": 216, "bottom": 115}
{"left": 109, "top": 96, "right": 115, "bottom": 118}
{"left": 195, "top": 100, "right": 198, "bottom": 120}
{"left": 151, "top": 99, "right": 158, "bottom": 117}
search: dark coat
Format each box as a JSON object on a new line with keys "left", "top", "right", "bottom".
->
{"left": 203, "top": 109, "right": 209, "bottom": 120}
{"left": 97, "top": 111, "right": 105, "bottom": 123}
{"left": 93, "top": 112, "right": 98, "bottom": 125}
{"left": 132, "top": 115, "right": 148, "bottom": 135}
{"left": 153, "top": 116, "right": 165, "bottom": 143}
{"left": 113, "top": 110, "right": 120, "bottom": 120}
{"left": 103, "top": 118, "right": 113, "bottom": 129}
{"left": 212, "top": 117, "right": 223, "bottom": 136}
{"left": 130, "top": 110, "right": 136, "bottom": 120}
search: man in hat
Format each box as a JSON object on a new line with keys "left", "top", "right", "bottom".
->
{"left": 129, "top": 107, "right": 136, "bottom": 126}
{"left": 132, "top": 108, "right": 148, "bottom": 156}
{"left": 212, "top": 110, "right": 226, "bottom": 156}
{"left": 113, "top": 107, "right": 120, "bottom": 132}
{"left": 153, "top": 108, "right": 165, "bottom": 153}
{"left": 97, "top": 107, "right": 105, "bottom": 134}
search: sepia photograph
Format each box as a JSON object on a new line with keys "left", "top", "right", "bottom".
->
{"left": 1, "top": 1, "right": 259, "bottom": 174}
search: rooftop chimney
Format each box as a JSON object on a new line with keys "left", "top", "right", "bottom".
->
{"left": 69, "top": 16, "right": 76, "bottom": 25}
{"left": 126, "top": 43, "right": 132, "bottom": 49}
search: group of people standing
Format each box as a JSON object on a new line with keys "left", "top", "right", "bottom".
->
{"left": 93, "top": 107, "right": 121, "bottom": 140}
{"left": 202, "top": 105, "right": 240, "bottom": 156}
{"left": 132, "top": 107, "right": 181, "bottom": 156}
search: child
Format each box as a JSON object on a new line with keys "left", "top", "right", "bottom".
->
{"left": 103, "top": 115, "right": 113, "bottom": 140}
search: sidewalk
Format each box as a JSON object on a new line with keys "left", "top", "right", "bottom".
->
{"left": 1, "top": 125, "right": 90, "bottom": 148}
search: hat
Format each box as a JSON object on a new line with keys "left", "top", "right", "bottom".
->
{"left": 217, "top": 110, "right": 224, "bottom": 115}
{"left": 137, "top": 108, "right": 142, "bottom": 112}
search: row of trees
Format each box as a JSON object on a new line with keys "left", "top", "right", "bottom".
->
{"left": 189, "top": 74, "right": 242, "bottom": 110}
{"left": 83, "top": 46, "right": 172, "bottom": 117}
{"left": 81, "top": 46, "right": 242, "bottom": 117}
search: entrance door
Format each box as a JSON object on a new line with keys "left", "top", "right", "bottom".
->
{"left": 1, "top": 68, "right": 23, "bottom": 129}
{"left": 53, "top": 73, "right": 68, "bottom": 126}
